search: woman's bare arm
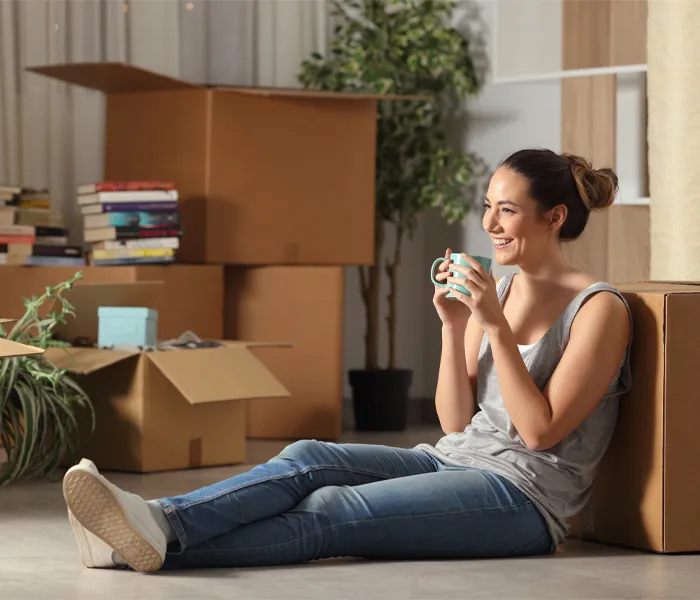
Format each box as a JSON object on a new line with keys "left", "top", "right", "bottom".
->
{"left": 489, "top": 291, "right": 630, "bottom": 451}
{"left": 435, "top": 316, "right": 483, "bottom": 435}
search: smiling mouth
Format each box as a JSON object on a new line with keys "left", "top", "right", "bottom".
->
{"left": 493, "top": 238, "right": 513, "bottom": 248}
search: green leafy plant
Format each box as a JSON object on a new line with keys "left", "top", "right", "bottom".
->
{"left": 299, "top": 0, "right": 488, "bottom": 371}
{"left": 0, "top": 272, "right": 93, "bottom": 485}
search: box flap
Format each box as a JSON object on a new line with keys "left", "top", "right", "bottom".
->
{"left": 43, "top": 347, "right": 139, "bottom": 374}
{"left": 0, "top": 338, "right": 44, "bottom": 358}
{"left": 218, "top": 86, "right": 430, "bottom": 102}
{"left": 54, "top": 281, "right": 164, "bottom": 343}
{"left": 146, "top": 346, "right": 290, "bottom": 405}
{"left": 27, "top": 63, "right": 197, "bottom": 94}
{"left": 616, "top": 281, "right": 700, "bottom": 294}
{"left": 218, "top": 340, "right": 293, "bottom": 349}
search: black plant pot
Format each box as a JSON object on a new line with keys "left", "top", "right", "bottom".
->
{"left": 349, "top": 369, "right": 413, "bottom": 432}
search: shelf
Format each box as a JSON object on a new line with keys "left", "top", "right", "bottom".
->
{"left": 615, "top": 196, "right": 650, "bottom": 206}
{"left": 492, "top": 64, "right": 647, "bottom": 85}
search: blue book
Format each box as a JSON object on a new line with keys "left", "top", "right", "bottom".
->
{"left": 84, "top": 212, "right": 139, "bottom": 229}
{"left": 92, "top": 256, "right": 175, "bottom": 266}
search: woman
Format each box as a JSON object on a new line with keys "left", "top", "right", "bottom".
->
{"left": 63, "top": 148, "right": 632, "bottom": 573}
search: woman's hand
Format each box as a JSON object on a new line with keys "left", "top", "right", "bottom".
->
{"left": 433, "top": 248, "right": 471, "bottom": 331}
{"left": 447, "top": 254, "right": 506, "bottom": 334}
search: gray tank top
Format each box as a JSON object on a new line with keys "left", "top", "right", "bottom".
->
{"left": 416, "top": 273, "right": 633, "bottom": 546}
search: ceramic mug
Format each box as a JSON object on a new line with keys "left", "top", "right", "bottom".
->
{"left": 431, "top": 253, "right": 492, "bottom": 298}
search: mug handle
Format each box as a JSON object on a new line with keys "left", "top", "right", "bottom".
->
{"left": 431, "top": 257, "right": 449, "bottom": 288}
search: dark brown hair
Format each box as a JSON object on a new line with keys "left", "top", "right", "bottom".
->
{"left": 500, "top": 148, "right": 618, "bottom": 240}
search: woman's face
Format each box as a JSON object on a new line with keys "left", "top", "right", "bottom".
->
{"left": 482, "top": 167, "right": 562, "bottom": 267}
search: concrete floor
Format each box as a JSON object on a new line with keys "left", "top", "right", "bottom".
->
{"left": 2, "top": 426, "right": 699, "bottom": 599}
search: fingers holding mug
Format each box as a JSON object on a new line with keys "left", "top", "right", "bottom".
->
{"left": 438, "top": 248, "right": 452, "bottom": 273}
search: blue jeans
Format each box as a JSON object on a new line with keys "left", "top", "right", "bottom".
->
{"left": 157, "top": 440, "right": 553, "bottom": 569}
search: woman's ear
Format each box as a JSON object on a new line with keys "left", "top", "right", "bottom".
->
{"left": 547, "top": 205, "right": 567, "bottom": 231}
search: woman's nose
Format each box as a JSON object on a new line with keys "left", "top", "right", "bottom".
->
{"left": 483, "top": 209, "right": 498, "bottom": 232}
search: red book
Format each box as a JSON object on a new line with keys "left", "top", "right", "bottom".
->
{"left": 0, "top": 235, "right": 35, "bottom": 245}
{"left": 77, "top": 181, "right": 175, "bottom": 195}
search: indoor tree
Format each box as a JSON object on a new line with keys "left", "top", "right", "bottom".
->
{"left": 299, "top": 0, "right": 488, "bottom": 429}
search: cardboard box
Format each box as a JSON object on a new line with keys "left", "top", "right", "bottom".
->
{"left": 45, "top": 282, "right": 290, "bottom": 472}
{"left": 0, "top": 265, "right": 224, "bottom": 340}
{"left": 225, "top": 266, "right": 344, "bottom": 439}
{"left": 572, "top": 281, "right": 700, "bottom": 553}
{"left": 27, "top": 62, "right": 411, "bottom": 266}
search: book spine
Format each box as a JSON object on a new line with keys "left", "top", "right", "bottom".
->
{"left": 94, "top": 190, "right": 178, "bottom": 203}
{"left": 114, "top": 227, "right": 183, "bottom": 240}
{"left": 94, "top": 237, "right": 180, "bottom": 250}
{"left": 99, "top": 201, "right": 178, "bottom": 213}
{"left": 79, "top": 181, "right": 175, "bottom": 194}
{"left": 32, "top": 245, "right": 83, "bottom": 257}
{"left": 25, "top": 256, "right": 86, "bottom": 267}
{"left": 92, "top": 247, "right": 174, "bottom": 260}
{"left": 92, "top": 256, "right": 175, "bottom": 266}
{"left": 86, "top": 212, "right": 140, "bottom": 228}
{"left": 0, "top": 225, "right": 35, "bottom": 236}
{"left": 0, "top": 235, "right": 35, "bottom": 245}
{"left": 35, "top": 226, "right": 67, "bottom": 237}
{"left": 138, "top": 211, "right": 179, "bottom": 228}
{"left": 35, "top": 236, "right": 68, "bottom": 246}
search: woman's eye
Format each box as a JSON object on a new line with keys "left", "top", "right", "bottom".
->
{"left": 482, "top": 203, "right": 491, "bottom": 211}
{"left": 502, "top": 208, "right": 515, "bottom": 214}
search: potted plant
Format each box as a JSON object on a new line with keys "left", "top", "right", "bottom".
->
{"left": 299, "top": 0, "right": 488, "bottom": 430}
{"left": 0, "top": 272, "right": 93, "bottom": 484}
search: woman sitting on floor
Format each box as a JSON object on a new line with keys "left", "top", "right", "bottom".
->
{"left": 62, "top": 148, "right": 632, "bottom": 573}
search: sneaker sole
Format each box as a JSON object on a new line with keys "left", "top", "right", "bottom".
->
{"left": 63, "top": 470, "right": 163, "bottom": 573}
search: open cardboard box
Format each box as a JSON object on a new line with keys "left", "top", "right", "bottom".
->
{"left": 44, "top": 281, "right": 291, "bottom": 472}
{"left": 571, "top": 281, "right": 700, "bottom": 553}
{"left": 27, "top": 63, "right": 425, "bottom": 266}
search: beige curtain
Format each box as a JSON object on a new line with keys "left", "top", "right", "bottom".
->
{"left": 0, "top": 0, "right": 327, "bottom": 242}
{"left": 647, "top": 0, "right": 700, "bottom": 280}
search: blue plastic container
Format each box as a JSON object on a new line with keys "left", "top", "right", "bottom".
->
{"left": 98, "top": 306, "right": 158, "bottom": 347}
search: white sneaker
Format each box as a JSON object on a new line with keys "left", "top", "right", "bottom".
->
{"left": 68, "top": 509, "right": 121, "bottom": 569}
{"left": 63, "top": 459, "right": 166, "bottom": 573}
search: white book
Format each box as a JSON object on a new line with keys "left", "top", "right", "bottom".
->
{"left": 77, "top": 190, "right": 179, "bottom": 205}
{"left": 91, "top": 237, "right": 180, "bottom": 250}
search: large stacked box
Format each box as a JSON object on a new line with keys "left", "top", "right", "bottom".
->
{"left": 78, "top": 180, "right": 182, "bottom": 265}
{"left": 570, "top": 282, "right": 700, "bottom": 553}
{"left": 29, "top": 62, "right": 387, "bottom": 441}
{"left": 0, "top": 185, "right": 85, "bottom": 266}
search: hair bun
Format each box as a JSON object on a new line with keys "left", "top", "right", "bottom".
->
{"left": 561, "top": 153, "right": 618, "bottom": 211}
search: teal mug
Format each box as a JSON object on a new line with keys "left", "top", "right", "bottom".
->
{"left": 431, "top": 253, "right": 492, "bottom": 298}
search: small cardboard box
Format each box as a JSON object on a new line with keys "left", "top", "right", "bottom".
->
{"left": 572, "top": 281, "right": 700, "bottom": 553}
{"left": 45, "top": 282, "right": 290, "bottom": 472}
{"left": 27, "top": 63, "right": 416, "bottom": 266}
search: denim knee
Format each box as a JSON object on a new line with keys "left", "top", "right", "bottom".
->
{"left": 296, "top": 484, "right": 344, "bottom": 514}
{"left": 277, "top": 439, "right": 325, "bottom": 464}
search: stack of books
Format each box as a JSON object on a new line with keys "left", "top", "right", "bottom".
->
{"left": 0, "top": 185, "right": 85, "bottom": 266}
{"left": 78, "top": 181, "right": 181, "bottom": 266}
